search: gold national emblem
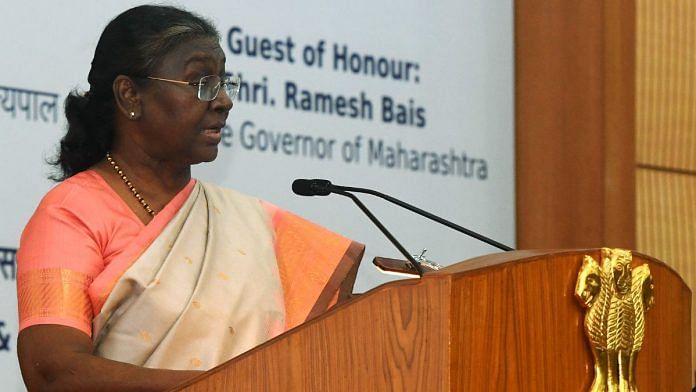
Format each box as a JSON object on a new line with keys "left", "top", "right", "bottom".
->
{"left": 574, "top": 248, "right": 654, "bottom": 392}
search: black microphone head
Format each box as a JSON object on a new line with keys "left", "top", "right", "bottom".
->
{"left": 292, "top": 179, "right": 315, "bottom": 196}
{"left": 292, "top": 179, "right": 333, "bottom": 196}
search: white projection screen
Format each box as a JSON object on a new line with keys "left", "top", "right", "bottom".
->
{"left": 0, "top": 1, "right": 513, "bottom": 388}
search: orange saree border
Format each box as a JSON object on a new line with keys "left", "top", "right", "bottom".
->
{"left": 306, "top": 241, "right": 364, "bottom": 320}
{"left": 17, "top": 268, "right": 94, "bottom": 336}
{"left": 263, "top": 202, "right": 365, "bottom": 330}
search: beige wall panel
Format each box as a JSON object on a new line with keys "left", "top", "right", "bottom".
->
{"left": 636, "top": 168, "right": 695, "bottom": 372}
{"left": 637, "top": 0, "right": 696, "bottom": 172}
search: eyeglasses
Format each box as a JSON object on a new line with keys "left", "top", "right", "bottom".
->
{"left": 144, "top": 74, "right": 241, "bottom": 102}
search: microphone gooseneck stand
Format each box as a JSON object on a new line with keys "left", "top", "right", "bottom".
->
{"left": 291, "top": 178, "right": 515, "bottom": 277}
{"left": 333, "top": 184, "right": 514, "bottom": 252}
{"left": 332, "top": 189, "right": 425, "bottom": 276}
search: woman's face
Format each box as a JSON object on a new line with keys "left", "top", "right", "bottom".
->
{"left": 136, "top": 36, "right": 232, "bottom": 165}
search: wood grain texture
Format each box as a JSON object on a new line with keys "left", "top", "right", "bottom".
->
{"left": 515, "top": 0, "right": 636, "bottom": 250}
{"left": 172, "top": 250, "right": 690, "bottom": 391}
{"left": 603, "top": 1, "right": 637, "bottom": 247}
{"left": 175, "top": 278, "right": 451, "bottom": 391}
{"left": 637, "top": 0, "right": 696, "bottom": 172}
{"left": 450, "top": 250, "right": 690, "bottom": 391}
{"left": 636, "top": 0, "right": 696, "bottom": 375}
{"left": 636, "top": 168, "right": 696, "bottom": 373}
{"left": 451, "top": 255, "right": 590, "bottom": 390}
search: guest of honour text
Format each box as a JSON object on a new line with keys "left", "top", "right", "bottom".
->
{"left": 227, "top": 26, "right": 426, "bottom": 128}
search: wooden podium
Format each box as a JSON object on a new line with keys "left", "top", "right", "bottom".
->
{"left": 172, "top": 249, "right": 691, "bottom": 391}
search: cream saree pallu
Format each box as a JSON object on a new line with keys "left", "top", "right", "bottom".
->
{"left": 91, "top": 182, "right": 364, "bottom": 370}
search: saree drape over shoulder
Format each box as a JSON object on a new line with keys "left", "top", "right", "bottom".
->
{"left": 17, "top": 171, "right": 364, "bottom": 370}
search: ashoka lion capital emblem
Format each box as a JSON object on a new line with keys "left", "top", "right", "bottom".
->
{"left": 574, "top": 248, "right": 654, "bottom": 392}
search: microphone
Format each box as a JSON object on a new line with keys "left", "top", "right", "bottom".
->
{"left": 291, "top": 179, "right": 332, "bottom": 196}
{"left": 292, "top": 178, "right": 514, "bottom": 251}
{"left": 292, "top": 178, "right": 425, "bottom": 276}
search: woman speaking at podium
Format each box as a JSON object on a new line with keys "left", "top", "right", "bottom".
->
{"left": 15, "top": 5, "right": 363, "bottom": 390}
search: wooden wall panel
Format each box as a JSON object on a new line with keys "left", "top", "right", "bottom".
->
{"left": 635, "top": 174, "right": 696, "bottom": 366}
{"left": 636, "top": 0, "right": 696, "bottom": 373}
{"left": 517, "top": 0, "right": 695, "bottom": 379}
{"left": 515, "top": 1, "right": 635, "bottom": 249}
{"left": 637, "top": 169, "right": 696, "bottom": 269}
{"left": 636, "top": 169, "right": 695, "bottom": 375}
{"left": 637, "top": 0, "right": 696, "bottom": 172}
